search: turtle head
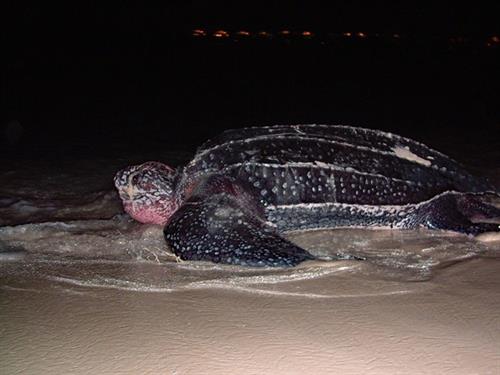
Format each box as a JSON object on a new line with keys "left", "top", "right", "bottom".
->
{"left": 114, "top": 161, "right": 179, "bottom": 225}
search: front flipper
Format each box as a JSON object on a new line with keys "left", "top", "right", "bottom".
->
{"left": 164, "top": 193, "right": 315, "bottom": 267}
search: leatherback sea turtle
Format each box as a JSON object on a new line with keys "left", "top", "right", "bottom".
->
{"left": 114, "top": 125, "right": 500, "bottom": 267}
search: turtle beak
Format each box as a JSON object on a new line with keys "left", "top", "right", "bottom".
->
{"left": 124, "top": 183, "right": 137, "bottom": 198}
{"left": 121, "top": 177, "right": 144, "bottom": 202}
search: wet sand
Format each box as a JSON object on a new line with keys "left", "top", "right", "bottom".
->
{"left": 1, "top": 257, "right": 499, "bottom": 375}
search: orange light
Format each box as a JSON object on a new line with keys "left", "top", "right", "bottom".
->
{"left": 302, "top": 31, "right": 313, "bottom": 37}
{"left": 343, "top": 32, "right": 352, "bottom": 37}
{"left": 357, "top": 32, "right": 366, "bottom": 38}
{"left": 491, "top": 36, "right": 500, "bottom": 43}
{"left": 236, "top": 30, "right": 250, "bottom": 36}
{"left": 258, "top": 31, "right": 271, "bottom": 37}
{"left": 213, "top": 30, "right": 229, "bottom": 38}
{"left": 280, "top": 30, "right": 291, "bottom": 35}
{"left": 192, "top": 29, "right": 206, "bottom": 37}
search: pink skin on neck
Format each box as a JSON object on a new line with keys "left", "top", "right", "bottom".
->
{"left": 123, "top": 200, "right": 179, "bottom": 225}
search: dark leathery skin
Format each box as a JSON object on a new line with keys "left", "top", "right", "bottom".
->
{"left": 162, "top": 125, "right": 499, "bottom": 267}
{"left": 164, "top": 192, "right": 315, "bottom": 267}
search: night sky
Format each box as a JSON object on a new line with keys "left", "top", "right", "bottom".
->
{"left": 4, "top": 3, "right": 500, "bottom": 158}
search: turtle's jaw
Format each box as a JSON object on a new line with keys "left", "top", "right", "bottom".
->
{"left": 123, "top": 199, "right": 179, "bottom": 225}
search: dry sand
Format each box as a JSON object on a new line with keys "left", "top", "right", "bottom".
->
{"left": 1, "top": 257, "right": 499, "bottom": 375}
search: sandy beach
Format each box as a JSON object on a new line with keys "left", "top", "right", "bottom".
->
{"left": 1, "top": 252, "right": 499, "bottom": 374}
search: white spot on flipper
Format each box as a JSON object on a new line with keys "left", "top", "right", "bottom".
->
{"left": 214, "top": 207, "right": 243, "bottom": 219}
{"left": 392, "top": 145, "right": 432, "bottom": 167}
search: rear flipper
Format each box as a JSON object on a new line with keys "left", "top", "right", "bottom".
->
{"left": 164, "top": 193, "right": 315, "bottom": 267}
{"left": 413, "top": 192, "right": 500, "bottom": 235}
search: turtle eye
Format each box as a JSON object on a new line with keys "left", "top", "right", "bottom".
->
{"left": 131, "top": 174, "right": 141, "bottom": 185}
{"left": 130, "top": 174, "right": 154, "bottom": 191}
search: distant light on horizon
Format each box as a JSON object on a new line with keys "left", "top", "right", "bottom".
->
{"left": 213, "top": 30, "right": 229, "bottom": 38}
{"left": 190, "top": 29, "right": 500, "bottom": 50}
{"left": 192, "top": 29, "right": 206, "bottom": 37}
{"left": 485, "top": 35, "right": 500, "bottom": 47}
